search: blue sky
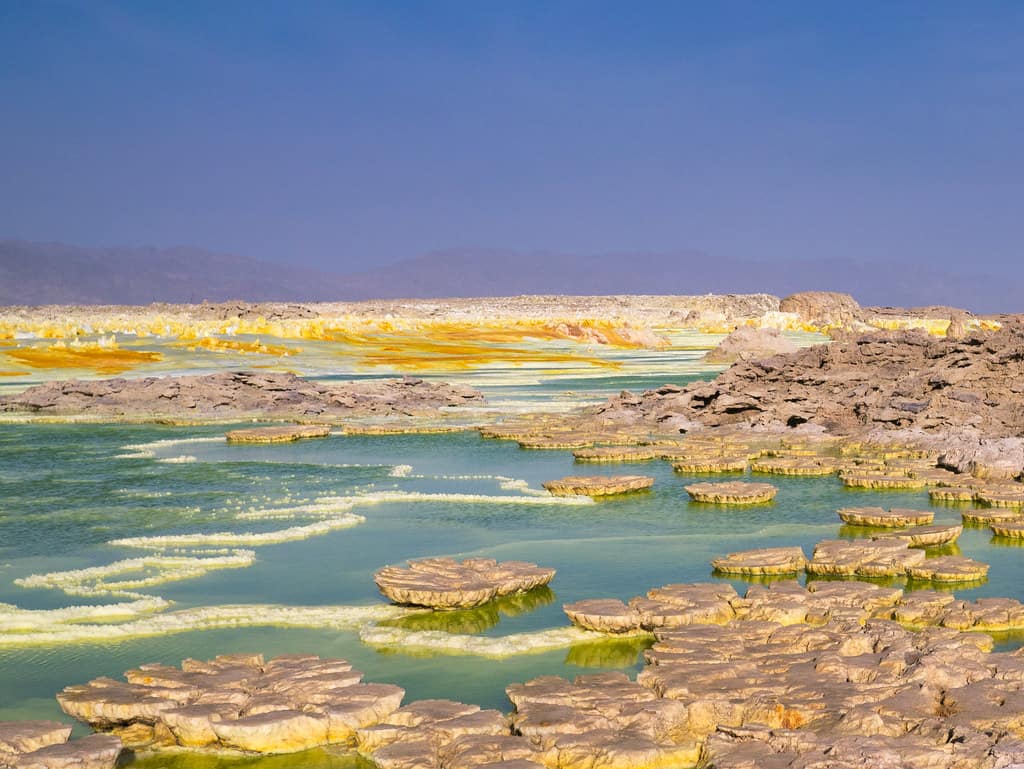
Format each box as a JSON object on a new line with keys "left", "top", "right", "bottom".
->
{"left": 1, "top": 1, "right": 1022, "bottom": 274}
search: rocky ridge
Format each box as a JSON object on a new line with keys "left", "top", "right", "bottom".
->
{"left": 0, "top": 372, "right": 483, "bottom": 421}
{"left": 587, "top": 322, "right": 1024, "bottom": 476}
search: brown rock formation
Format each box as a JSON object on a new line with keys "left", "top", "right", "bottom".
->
{"left": 0, "top": 372, "right": 483, "bottom": 421}
{"left": 703, "top": 326, "right": 798, "bottom": 364}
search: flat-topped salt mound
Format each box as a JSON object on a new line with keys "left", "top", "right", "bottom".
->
{"left": 0, "top": 730, "right": 121, "bottom": 769}
{"left": 806, "top": 539, "right": 926, "bottom": 577}
{"left": 962, "top": 508, "right": 1022, "bottom": 524}
{"left": 671, "top": 457, "right": 748, "bottom": 473}
{"left": 375, "top": 558, "right": 556, "bottom": 610}
{"left": 355, "top": 699, "right": 514, "bottom": 768}
{"left": 542, "top": 475, "right": 654, "bottom": 497}
{"left": 684, "top": 481, "right": 777, "bottom": 504}
{"left": 929, "top": 487, "right": 977, "bottom": 502}
{"left": 517, "top": 437, "right": 593, "bottom": 450}
{"left": 907, "top": 556, "right": 990, "bottom": 583}
{"left": 564, "top": 583, "right": 739, "bottom": 634}
{"left": 882, "top": 523, "right": 963, "bottom": 547}
{"left": 572, "top": 447, "right": 657, "bottom": 463}
{"left": 0, "top": 721, "right": 116, "bottom": 769}
{"left": 711, "top": 547, "right": 807, "bottom": 576}
{"left": 841, "top": 474, "right": 927, "bottom": 490}
{"left": 990, "top": 521, "right": 1024, "bottom": 538}
{"left": 0, "top": 721, "right": 73, "bottom": 758}
{"left": 750, "top": 457, "right": 837, "bottom": 476}
{"left": 975, "top": 486, "right": 1024, "bottom": 507}
{"left": 57, "top": 654, "right": 405, "bottom": 753}
{"left": 225, "top": 424, "right": 332, "bottom": 444}
{"left": 836, "top": 507, "right": 934, "bottom": 527}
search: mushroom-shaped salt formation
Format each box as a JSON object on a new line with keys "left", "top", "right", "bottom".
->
{"left": 375, "top": 558, "right": 555, "bottom": 610}
{"left": 711, "top": 547, "right": 807, "bottom": 576}
{"left": 841, "top": 474, "right": 927, "bottom": 490}
{"left": 572, "top": 447, "right": 657, "bottom": 463}
{"left": 962, "top": 508, "right": 1022, "bottom": 524}
{"left": 929, "top": 487, "right": 977, "bottom": 502}
{"left": 750, "top": 458, "right": 838, "bottom": 476}
{"left": 225, "top": 424, "right": 332, "bottom": 444}
{"left": 990, "top": 521, "right": 1024, "bottom": 538}
{"left": 684, "top": 481, "right": 778, "bottom": 504}
{"left": 542, "top": 475, "right": 654, "bottom": 497}
{"left": 671, "top": 457, "right": 748, "bottom": 473}
{"left": 907, "top": 556, "right": 990, "bottom": 583}
{"left": 881, "top": 524, "right": 962, "bottom": 547}
{"left": 806, "top": 539, "right": 926, "bottom": 578}
{"left": 836, "top": 507, "right": 934, "bottom": 527}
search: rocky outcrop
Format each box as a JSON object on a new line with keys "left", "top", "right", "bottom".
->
{"left": 703, "top": 326, "right": 797, "bottom": 364}
{"left": 374, "top": 558, "right": 556, "bottom": 610}
{"left": 541, "top": 475, "right": 654, "bottom": 497}
{"left": 778, "top": 291, "right": 862, "bottom": 328}
{"left": 0, "top": 372, "right": 483, "bottom": 421}
{"left": 587, "top": 324, "right": 1024, "bottom": 475}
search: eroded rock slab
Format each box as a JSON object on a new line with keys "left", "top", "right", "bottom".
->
{"left": 375, "top": 558, "right": 556, "bottom": 610}
{"left": 685, "top": 482, "right": 778, "bottom": 504}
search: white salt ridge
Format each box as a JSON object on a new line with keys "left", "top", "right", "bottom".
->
{"left": 158, "top": 455, "right": 197, "bottom": 463}
{"left": 120, "top": 436, "right": 224, "bottom": 452}
{"left": 234, "top": 490, "right": 589, "bottom": 521}
{"left": 15, "top": 550, "right": 256, "bottom": 599}
{"left": 498, "top": 478, "right": 552, "bottom": 497}
{"left": 110, "top": 513, "right": 366, "bottom": 549}
{"left": 359, "top": 625, "right": 636, "bottom": 658}
{"left": 0, "top": 603, "right": 410, "bottom": 647}
{"left": 0, "top": 598, "right": 170, "bottom": 633}
{"left": 389, "top": 464, "right": 413, "bottom": 477}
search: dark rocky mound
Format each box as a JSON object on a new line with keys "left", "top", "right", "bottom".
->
{"left": 595, "top": 323, "right": 1024, "bottom": 437}
{"left": 0, "top": 371, "right": 483, "bottom": 420}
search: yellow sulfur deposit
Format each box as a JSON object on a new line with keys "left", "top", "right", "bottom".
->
{"left": 4, "top": 338, "right": 163, "bottom": 375}
{"left": 173, "top": 336, "right": 298, "bottom": 356}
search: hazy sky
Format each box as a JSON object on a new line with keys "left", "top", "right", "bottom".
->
{"left": 2, "top": 1, "right": 1022, "bottom": 274}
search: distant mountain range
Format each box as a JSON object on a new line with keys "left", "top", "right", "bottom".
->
{"left": 0, "top": 239, "right": 1018, "bottom": 312}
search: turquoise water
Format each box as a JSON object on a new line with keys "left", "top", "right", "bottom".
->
{"left": 2, "top": 420, "right": 1023, "bottom": 742}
